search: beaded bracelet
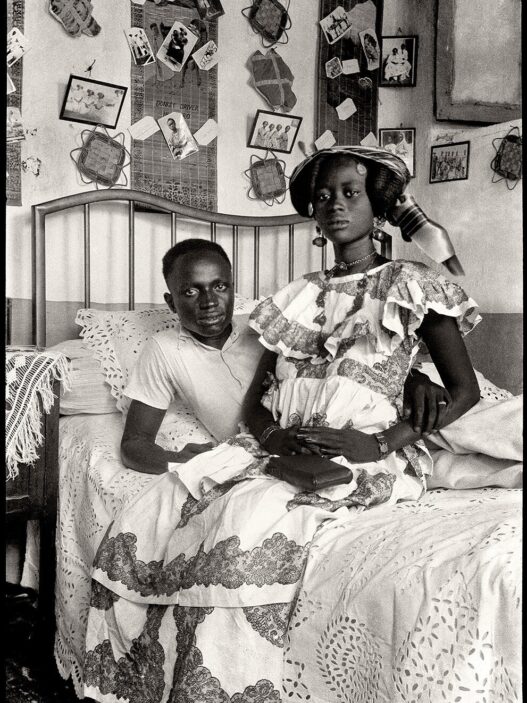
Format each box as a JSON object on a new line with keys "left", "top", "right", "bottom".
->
{"left": 259, "top": 424, "right": 281, "bottom": 447}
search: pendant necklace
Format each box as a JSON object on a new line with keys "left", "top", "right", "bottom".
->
{"left": 326, "top": 250, "right": 377, "bottom": 278}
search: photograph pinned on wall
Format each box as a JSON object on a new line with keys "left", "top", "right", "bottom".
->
{"left": 125, "top": 27, "right": 156, "bottom": 66}
{"left": 192, "top": 39, "right": 218, "bottom": 70}
{"left": 319, "top": 5, "right": 352, "bottom": 45}
{"left": 248, "top": 109, "right": 302, "bottom": 154}
{"left": 430, "top": 141, "right": 470, "bottom": 184}
{"left": 379, "top": 128, "right": 416, "bottom": 177}
{"left": 59, "top": 75, "right": 127, "bottom": 129}
{"left": 380, "top": 35, "right": 418, "bottom": 86}
{"left": 325, "top": 56, "right": 343, "bottom": 79}
{"left": 159, "top": 111, "right": 199, "bottom": 161}
{"left": 193, "top": 0, "right": 225, "bottom": 21}
{"left": 7, "top": 73, "right": 16, "bottom": 94}
{"left": 156, "top": 19, "right": 198, "bottom": 72}
{"left": 7, "top": 27, "right": 29, "bottom": 67}
{"left": 359, "top": 28, "right": 380, "bottom": 71}
{"left": 7, "top": 107, "right": 25, "bottom": 143}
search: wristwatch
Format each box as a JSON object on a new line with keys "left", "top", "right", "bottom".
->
{"left": 373, "top": 432, "right": 390, "bottom": 460}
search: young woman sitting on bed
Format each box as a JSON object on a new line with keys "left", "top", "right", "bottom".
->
{"left": 244, "top": 146, "right": 482, "bottom": 500}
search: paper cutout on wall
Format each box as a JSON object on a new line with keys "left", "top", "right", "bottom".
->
{"left": 194, "top": 118, "right": 218, "bottom": 146}
{"left": 249, "top": 48, "right": 296, "bottom": 112}
{"left": 48, "top": 0, "right": 101, "bottom": 37}
{"left": 22, "top": 156, "right": 42, "bottom": 176}
{"left": 315, "top": 130, "right": 336, "bottom": 150}
{"left": 128, "top": 115, "right": 160, "bottom": 141}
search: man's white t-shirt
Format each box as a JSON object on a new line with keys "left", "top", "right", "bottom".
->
{"left": 124, "top": 315, "right": 264, "bottom": 441}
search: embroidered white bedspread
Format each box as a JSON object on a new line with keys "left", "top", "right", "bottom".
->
{"left": 56, "top": 414, "right": 522, "bottom": 702}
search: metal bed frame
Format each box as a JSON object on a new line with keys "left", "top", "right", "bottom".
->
{"left": 31, "top": 189, "right": 389, "bottom": 348}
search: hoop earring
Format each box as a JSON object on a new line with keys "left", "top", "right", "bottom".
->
{"left": 312, "top": 225, "right": 327, "bottom": 247}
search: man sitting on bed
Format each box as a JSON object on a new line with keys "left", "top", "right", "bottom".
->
{"left": 120, "top": 239, "right": 461, "bottom": 475}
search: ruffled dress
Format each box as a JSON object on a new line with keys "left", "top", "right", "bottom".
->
{"left": 249, "top": 260, "right": 481, "bottom": 503}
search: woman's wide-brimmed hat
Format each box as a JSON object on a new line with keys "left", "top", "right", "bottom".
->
{"left": 289, "top": 146, "right": 411, "bottom": 218}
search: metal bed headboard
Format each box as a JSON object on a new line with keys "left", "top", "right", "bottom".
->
{"left": 31, "top": 189, "right": 315, "bottom": 348}
{"left": 31, "top": 189, "right": 390, "bottom": 348}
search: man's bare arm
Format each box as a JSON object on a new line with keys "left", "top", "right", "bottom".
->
{"left": 121, "top": 400, "right": 213, "bottom": 474}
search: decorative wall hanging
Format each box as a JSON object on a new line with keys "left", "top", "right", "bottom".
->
{"left": 429, "top": 141, "right": 470, "bottom": 184}
{"left": 241, "top": 0, "right": 291, "bottom": 48}
{"left": 248, "top": 109, "right": 302, "bottom": 154}
{"left": 378, "top": 128, "right": 416, "bottom": 177}
{"left": 244, "top": 150, "right": 288, "bottom": 206}
{"left": 380, "top": 35, "right": 418, "bottom": 87}
{"left": 7, "top": 0, "right": 25, "bottom": 207}
{"left": 130, "top": 3, "right": 218, "bottom": 210}
{"left": 248, "top": 48, "right": 297, "bottom": 112}
{"left": 70, "top": 125, "right": 130, "bottom": 188}
{"left": 60, "top": 75, "right": 127, "bottom": 129}
{"left": 48, "top": 0, "right": 101, "bottom": 37}
{"left": 491, "top": 126, "right": 522, "bottom": 189}
{"left": 316, "top": 0, "right": 381, "bottom": 148}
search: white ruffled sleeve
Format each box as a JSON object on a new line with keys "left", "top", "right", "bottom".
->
{"left": 381, "top": 261, "right": 481, "bottom": 346}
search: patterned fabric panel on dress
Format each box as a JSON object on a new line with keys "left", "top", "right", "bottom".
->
{"left": 249, "top": 260, "right": 481, "bottom": 499}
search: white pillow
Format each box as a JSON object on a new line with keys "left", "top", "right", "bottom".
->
{"left": 75, "top": 296, "right": 259, "bottom": 413}
{"left": 46, "top": 339, "right": 119, "bottom": 415}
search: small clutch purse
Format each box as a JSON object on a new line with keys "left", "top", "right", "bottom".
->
{"left": 266, "top": 454, "right": 353, "bottom": 491}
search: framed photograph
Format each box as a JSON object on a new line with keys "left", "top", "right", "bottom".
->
{"left": 59, "top": 75, "right": 127, "bottom": 129}
{"left": 194, "top": 0, "right": 225, "bottom": 21}
{"left": 379, "top": 128, "right": 416, "bottom": 177}
{"left": 380, "top": 35, "right": 418, "bottom": 87}
{"left": 248, "top": 110, "right": 302, "bottom": 154}
{"left": 429, "top": 141, "right": 470, "bottom": 184}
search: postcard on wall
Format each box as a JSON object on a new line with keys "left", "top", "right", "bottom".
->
{"left": 7, "top": 73, "right": 16, "bottom": 94}
{"left": 359, "top": 28, "right": 380, "bottom": 71}
{"left": 192, "top": 40, "right": 218, "bottom": 70}
{"left": 194, "top": 118, "right": 218, "bottom": 145}
{"left": 128, "top": 115, "right": 160, "bottom": 141}
{"left": 156, "top": 20, "right": 198, "bottom": 72}
{"left": 194, "top": 0, "right": 225, "bottom": 21}
{"left": 7, "top": 107, "right": 25, "bottom": 142}
{"left": 7, "top": 28, "right": 29, "bottom": 67}
{"left": 336, "top": 97, "right": 357, "bottom": 120}
{"left": 325, "top": 57, "right": 343, "bottom": 79}
{"left": 315, "top": 129, "right": 336, "bottom": 150}
{"left": 319, "top": 6, "right": 352, "bottom": 45}
{"left": 158, "top": 111, "right": 199, "bottom": 161}
{"left": 125, "top": 28, "right": 156, "bottom": 66}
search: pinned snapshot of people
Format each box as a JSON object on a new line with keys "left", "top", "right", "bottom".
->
{"left": 248, "top": 109, "right": 302, "bottom": 154}
{"left": 60, "top": 75, "right": 127, "bottom": 129}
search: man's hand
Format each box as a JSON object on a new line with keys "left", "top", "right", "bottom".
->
{"left": 264, "top": 426, "right": 314, "bottom": 456}
{"left": 403, "top": 370, "right": 451, "bottom": 435}
{"left": 169, "top": 442, "right": 215, "bottom": 463}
